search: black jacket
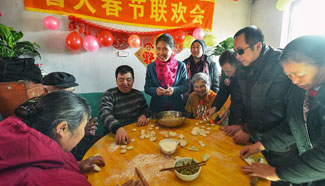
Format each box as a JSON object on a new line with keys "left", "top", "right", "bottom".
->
{"left": 183, "top": 54, "right": 219, "bottom": 93}
{"left": 233, "top": 45, "right": 291, "bottom": 141}
{"left": 212, "top": 71, "right": 246, "bottom": 125}
{"left": 261, "top": 83, "right": 325, "bottom": 184}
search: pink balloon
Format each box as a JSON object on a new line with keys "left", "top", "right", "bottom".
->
{"left": 83, "top": 35, "right": 99, "bottom": 52}
{"left": 192, "top": 28, "right": 204, "bottom": 40}
{"left": 128, "top": 34, "right": 141, "bottom": 48}
{"left": 44, "top": 16, "right": 60, "bottom": 30}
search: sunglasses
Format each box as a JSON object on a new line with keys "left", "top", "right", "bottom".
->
{"left": 233, "top": 43, "right": 258, "bottom": 56}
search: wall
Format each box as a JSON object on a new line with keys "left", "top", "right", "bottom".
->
{"left": 0, "top": 0, "right": 251, "bottom": 93}
{"left": 250, "top": 0, "right": 284, "bottom": 48}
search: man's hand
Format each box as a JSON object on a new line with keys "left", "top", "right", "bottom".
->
{"left": 233, "top": 130, "right": 250, "bottom": 145}
{"left": 241, "top": 163, "right": 280, "bottom": 181}
{"left": 85, "top": 117, "right": 98, "bottom": 136}
{"left": 204, "top": 107, "right": 216, "bottom": 119}
{"left": 115, "top": 127, "right": 130, "bottom": 145}
{"left": 156, "top": 87, "right": 166, "bottom": 96}
{"left": 78, "top": 155, "right": 105, "bottom": 174}
{"left": 164, "top": 87, "right": 174, "bottom": 96}
{"left": 224, "top": 125, "right": 242, "bottom": 136}
{"left": 240, "top": 142, "right": 265, "bottom": 159}
{"left": 137, "top": 114, "right": 148, "bottom": 127}
{"left": 120, "top": 179, "right": 142, "bottom": 186}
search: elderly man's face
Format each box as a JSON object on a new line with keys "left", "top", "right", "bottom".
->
{"left": 116, "top": 72, "right": 134, "bottom": 93}
{"left": 234, "top": 33, "right": 261, "bottom": 67}
{"left": 193, "top": 80, "right": 208, "bottom": 98}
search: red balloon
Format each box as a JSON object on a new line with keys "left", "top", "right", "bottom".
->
{"left": 173, "top": 30, "right": 186, "bottom": 44}
{"left": 128, "top": 34, "right": 141, "bottom": 48}
{"left": 98, "top": 31, "right": 114, "bottom": 47}
{"left": 66, "top": 31, "right": 83, "bottom": 51}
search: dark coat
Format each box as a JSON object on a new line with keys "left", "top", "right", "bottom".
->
{"left": 233, "top": 45, "right": 292, "bottom": 141}
{"left": 212, "top": 71, "right": 246, "bottom": 125}
{"left": 261, "top": 83, "right": 325, "bottom": 184}
{"left": 183, "top": 54, "right": 219, "bottom": 93}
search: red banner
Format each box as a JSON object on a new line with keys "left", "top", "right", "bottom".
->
{"left": 24, "top": 0, "right": 215, "bottom": 30}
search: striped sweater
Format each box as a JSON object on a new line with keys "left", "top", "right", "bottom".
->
{"left": 99, "top": 87, "right": 151, "bottom": 134}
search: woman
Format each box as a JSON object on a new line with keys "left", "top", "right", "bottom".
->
{"left": 185, "top": 72, "right": 227, "bottom": 120}
{"left": 145, "top": 33, "right": 189, "bottom": 113}
{"left": 240, "top": 35, "right": 325, "bottom": 185}
{"left": 0, "top": 91, "right": 104, "bottom": 185}
{"left": 183, "top": 39, "right": 219, "bottom": 97}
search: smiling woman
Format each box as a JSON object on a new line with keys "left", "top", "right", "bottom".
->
{"left": 144, "top": 33, "right": 189, "bottom": 113}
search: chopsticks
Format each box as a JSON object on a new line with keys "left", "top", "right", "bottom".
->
{"left": 159, "top": 161, "right": 206, "bottom": 172}
{"left": 135, "top": 167, "right": 149, "bottom": 186}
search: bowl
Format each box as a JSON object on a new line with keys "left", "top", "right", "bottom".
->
{"left": 159, "top": 139, "right": 178, "bottom": 155}
{"left": 174, "top": 157, "right": 201, "bottom": 181}
{"left": 154, "top": 111, "right": 186, "bottom": 128}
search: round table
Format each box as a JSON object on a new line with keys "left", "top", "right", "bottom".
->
{"left": 83, "top": 119, "right": 270, "bottom": 186}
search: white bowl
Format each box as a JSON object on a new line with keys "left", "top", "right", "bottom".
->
{"left": 174, "top": 157, "right": 201, "bottom": 181}
{"left": 159, "top": 139, "right": 178, "bottom": 155}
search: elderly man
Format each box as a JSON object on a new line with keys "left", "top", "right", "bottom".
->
{"left": 185, "top": 72, "right": 226, "bottom": 120}
{"left": 100, "top": 65, "right": 151, "bottom": 145}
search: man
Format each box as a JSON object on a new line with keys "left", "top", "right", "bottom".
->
{"left": 185, "top": 72, "right": 218, "bottom": 119}
{"left": 205, "top": 49, "right": 245, "bottom": 127}
{"left": 99, "top": 65, "right": 151, "bottom": 145}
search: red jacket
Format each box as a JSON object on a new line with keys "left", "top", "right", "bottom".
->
{"left": 0, "top": 117, "right": 91, "bottom": 186}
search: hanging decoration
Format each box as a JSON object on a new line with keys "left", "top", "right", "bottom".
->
{"left": 203, "top": 34, "right": 217, "bottom": 46}
{"left": 192, "top": 28, "right": 204, "bottom": 40}
{"left": 83, "top": 35, "right": 99, "bottom": 52}
{"left": 65, "top": 31, "right": 83, "bottom": 51}
{"left": 24, "top": 0, "right": 215, "bottom": 31}
{"left": 135, "top": 43, "right": 157, "bottom": 67}
{"left": 183, "top": 35, "right": 195, "bottom": 48}
{"left": 68, "top": 15, "right": 197, "bottom": 50}
{"left": 98, "top": 31, "right": 114, "bottom": 47}
{"left": 128, "top": 34, "right": 141, "bottom": 48}
{"left": 44, "top": 16, "right": 60, "bottom": 30}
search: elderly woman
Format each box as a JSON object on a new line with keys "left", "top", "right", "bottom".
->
{"left": 240, "top": 35, "right": 325, "bottom": 185}
{"left": 0, "top": 91, "right": 105, "bottom": 185}
{"left": 183, "top": 39, "right": 219, "bottom": 97}
{"left": 145, "top": 33, "right": 189, "bottom": 113}
{"left": 185, "top": 72, "right": 217, "bottom": 119}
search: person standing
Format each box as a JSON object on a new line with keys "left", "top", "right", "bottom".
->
{"left": 145, "top": 33, "right": 189, "bottom": 113}
{"left": 183, "top": 39, "right": 219, "bottom": 99}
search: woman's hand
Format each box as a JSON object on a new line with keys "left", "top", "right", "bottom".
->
{"left": 224, "top": 125, "right": 242, "bottom": 136}
{"left": 78, "top": 155, "right": 105, "bottom": 173}
{"left": 204, "top": 107, "right": 216, "bottom": 118}
{"left": 241, "top": 163, "right": 280, "bottom": 181}
{"left": 233, "top": 130, "right": 250, "bottom": 145}
{"left": 156, "top": 87, "right": 166, "bottom": 96}
{"left": 240, "top": 142, "right": 265, "bottom": 159}
{"left": 164, "top": 87, "right": 174, "bottom": 96}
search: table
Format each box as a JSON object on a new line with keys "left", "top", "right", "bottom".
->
{"left": 83, "top": 119, "right": 270, "bottom": 186}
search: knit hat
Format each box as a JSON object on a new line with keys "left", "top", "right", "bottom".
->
{"left": 191, "top": 39, "right": 206, "bottom": 52}
{"left": 42, "top": 72, "right": 79, "bottom": 88}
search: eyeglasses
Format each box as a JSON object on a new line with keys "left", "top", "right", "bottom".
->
{"left": 234, "top": 46, "right": 251, "bottom": 56}
{"left": 233, "top": 43, "right": 258, "bottom": 56}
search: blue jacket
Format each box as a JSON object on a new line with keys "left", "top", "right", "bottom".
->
{"left": 144, "top": 61, "right": 189, "bottom": 113}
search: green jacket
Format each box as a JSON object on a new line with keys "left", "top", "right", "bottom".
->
{"left": 261, "top": 83, "right": 325, "bottom": 183}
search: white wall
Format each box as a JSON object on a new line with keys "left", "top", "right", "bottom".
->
{"left": 0, "top": 0, "right": 251, "bottom": 93}
{"left": 250, "top": 0, "right": 284, "bottom": 48}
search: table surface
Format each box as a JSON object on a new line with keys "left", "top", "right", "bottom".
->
{"left": 83, "top": 119, "right": 270, "bottom": 186}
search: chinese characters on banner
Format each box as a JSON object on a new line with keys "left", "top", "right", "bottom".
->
{"left": 24, "top": 0, "right": 215, "bottom": 30}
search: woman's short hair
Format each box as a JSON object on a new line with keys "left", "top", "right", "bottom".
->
{"left": 191, "top": 72, "right": 210, "bottom": 87}
{"left": 156, "top": 33, "right": 175, "bottom": 48}
{"left": 23, "top": 91, "right": 91, "bottom": 139}
{"left": 280, "top": 35, "right": 325, "bottom": 67}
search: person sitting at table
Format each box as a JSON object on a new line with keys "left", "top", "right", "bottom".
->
{"left": 145, "top": 33, "right": 189, "bottom": 113}
{"left": 14, "top": 72, "right": 98, "bottom": 160}
{"left": 183, "top": 39, "right": 219, "bottom": 100}
{"left": 205, "top": 49, "right": 246, "bottom": 130}
{"left": 185, "top": 72, "right": 227, "bottom": 120}
{"left": 240, "top": 35, "right": 325, "bottom": 185}
{"left": 0, "top": 91, "right": 105, "bottom": 186}
{"left": 100, "top": 65, "right": 151, "bottom": 145}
